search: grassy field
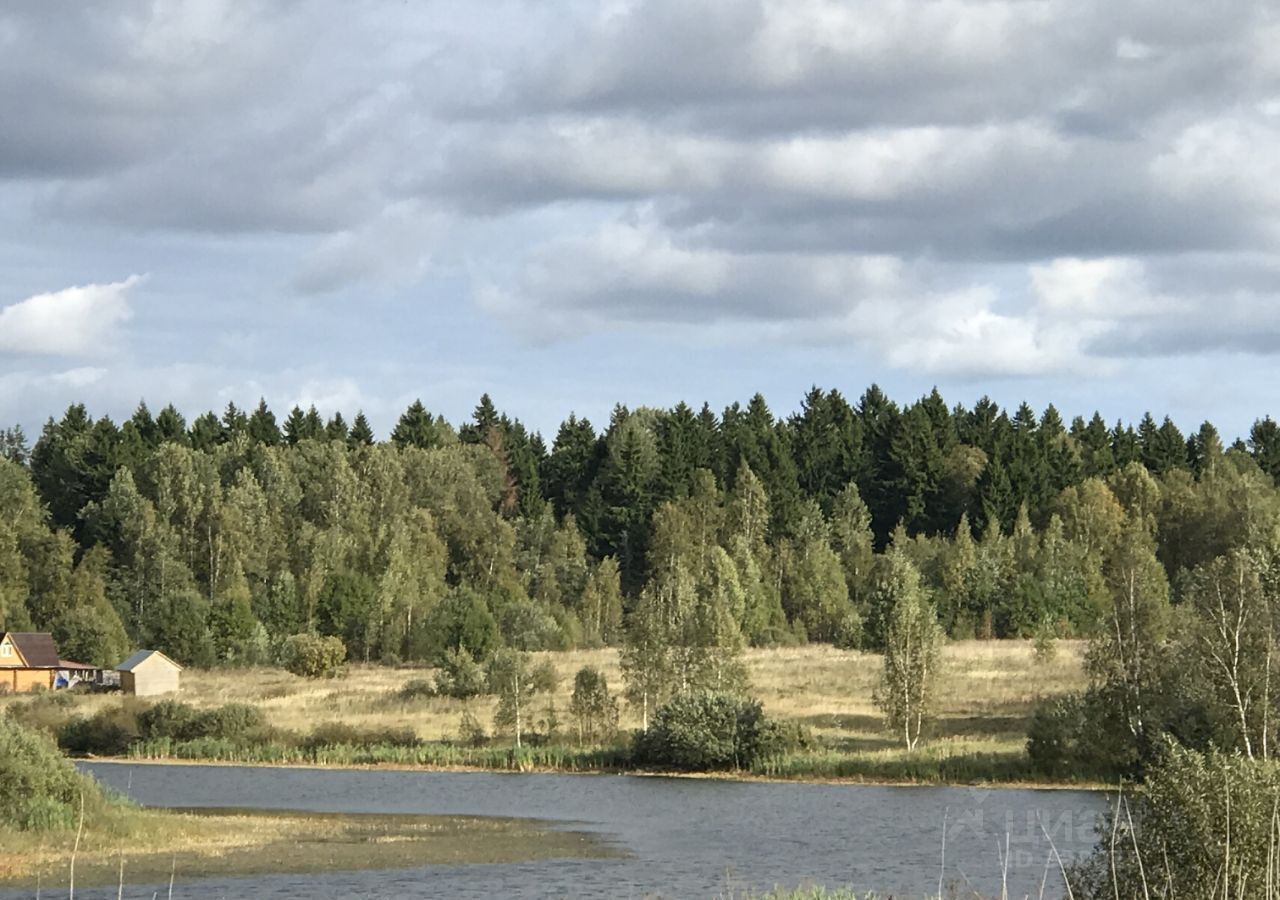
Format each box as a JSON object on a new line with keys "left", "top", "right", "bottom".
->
{"left": 1, "top": 640, "right": 1087, "bottom": 782}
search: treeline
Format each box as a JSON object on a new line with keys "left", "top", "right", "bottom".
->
{"left": 1, "top": 387, "right": 1280, "bottom": 671}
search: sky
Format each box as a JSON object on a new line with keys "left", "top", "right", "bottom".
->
{"left": 2, "top": 0, "right": 1280, "bottom": 442}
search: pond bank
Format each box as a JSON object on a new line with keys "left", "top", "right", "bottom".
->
{"left": 0, "top": 807, "right": 614, "bottom": 890}
{"left": 84, "top": 754, "right": 1106, "bottom": 791}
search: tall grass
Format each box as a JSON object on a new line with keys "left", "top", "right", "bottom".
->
{"left": 127, "top": 737, "right": 631, "bottom": 772}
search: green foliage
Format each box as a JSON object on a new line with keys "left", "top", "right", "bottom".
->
{"left": 423, "top": 588, "right": 499, "bottom": 663}
{"left": 434, "top": 647, "right": 488, "bottom": 699}
{"left": 569, "top": 666, "right": 619, "bottom": 744}
{"left": 487, "top": 649, "right": 558, "bottom": 747}
{"left": 1073, "top": 744, "right": 1280, "bottom": 899}
{"left": 59, "top": 707, "right": 136, "bottom": 756}
{"left": 0, "top": 719, "right": 111, "bottom": 831}
{"left": 874, "top": 550, "right": 944, "bottom": 750}
{"left": 280, "top": 633, "right": 347, "bottom": 678}
{"left": 632, "top": 690, "right": 783, "bottom": 771}
{"left": 137, "top": 700, "right": 265, "bottom": 743}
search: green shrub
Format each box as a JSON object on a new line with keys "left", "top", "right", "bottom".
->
{"left": 0, "top": 720, "right": 109, "bottom": 831}
{"left": 137, "top": 700, "right": 266, "bottom": 743}
{"left": 280, "top": 633, "right": 347, "bottom": 678}
{"left": 1071, "top": 743, "right": 1280, "bottom": 898}
{"left": 434, "top": 647, "right": 488, "bottom": 699}
{"left": 632, "top": 691, "right": 783, "bottom": 771}
{"left": 59, "top": 706, "right": 137, "bottom": 756}
{"left": 137, "top": 699, "right": 202, "bottom": 741}
{"left": 1026, "top": 694, "right": 1088, "bottom": 777}
{"left": 197, "top": 703, "right": 266, "bottom": 741}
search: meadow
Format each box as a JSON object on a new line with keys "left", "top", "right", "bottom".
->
{"left": 2, "top": 640, "right": 1089, "bottom": 784}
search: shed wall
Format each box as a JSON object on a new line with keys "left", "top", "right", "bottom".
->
{"left": 126, "top": 667, "right": 180, "bottom": 697}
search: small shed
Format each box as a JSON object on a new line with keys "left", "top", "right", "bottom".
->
{"left": 117, "top": 650, "right": 183, "bottom": 697}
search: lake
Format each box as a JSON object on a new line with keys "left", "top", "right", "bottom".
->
{"left": 44, "top": 764, "right": 1104, "bottom": 898}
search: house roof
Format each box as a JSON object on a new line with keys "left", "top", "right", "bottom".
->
{"left": 1, "top": 632, "right": 61, "bottom": 668}
{"left": 58, "top": 659, "right": 99, "bottom": 671}
{"left": 117, "top": 649, "right": 183, "bottom": 672}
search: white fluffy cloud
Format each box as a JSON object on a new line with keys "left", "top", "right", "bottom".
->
{"left": 0, "top": 275, "right": 143, "bottom": 356}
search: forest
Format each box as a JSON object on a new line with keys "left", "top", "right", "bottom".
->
{"left": 1, "top": 385, "right": 1278, "bottom": 677}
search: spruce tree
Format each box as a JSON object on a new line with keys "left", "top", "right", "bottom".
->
{"left": 247, "top": 399, "right": 282, "bottom": 446}
{"left": 325, "top": 412, "right": 349, "bottom": 443}
{"left": 391, "top": 400, "right": 448, "bottom": 449}
{"left": 348, "top": 411, "right": 375, "bottom": 447}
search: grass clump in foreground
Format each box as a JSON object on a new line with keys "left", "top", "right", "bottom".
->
{"left": 0, "top": 718, "right": 612, "bottom": 889}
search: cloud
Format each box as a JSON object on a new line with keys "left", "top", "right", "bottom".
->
{"left": 0, "top": 275, "right": 143, "bottom": 356}
{"left": 291, "top": 202, "right": 441, "bottom": 295}
{"left": 4, "top": 0, "right": 1280, "bottom": 420}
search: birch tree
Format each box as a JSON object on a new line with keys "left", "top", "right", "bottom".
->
{"left": 874, "top": 550, "right": 943, "bottom": 750}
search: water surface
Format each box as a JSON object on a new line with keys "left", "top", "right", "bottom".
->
{"left": 34, "top": 764, "right": 1104, "bottom": 899}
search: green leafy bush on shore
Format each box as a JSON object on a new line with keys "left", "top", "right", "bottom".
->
{"left": 632, "top": 691, "right": 787, "bottom": 771}
{"left": 0, "top": 719, "right": 113, "bottom": 831}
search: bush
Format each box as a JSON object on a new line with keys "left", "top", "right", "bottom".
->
{"left": 137, "top": 699, "right": 202, "bottom": 741}
{"left": 498, "top": 599, "right": 566, "bottom": 651}
{"left": 632, "top": 691, "right": 784, "bottom": 771}
{"left": 434, "top": 647, "right": 488, "bottom": 699}
{"left": 137, "top": 700, "right": 266, "bottom": 743}
{"left": 196, "top": 703, "right": 266, "bottom": 741}
{"left": 280, "top": 633, "right": 346, "bottom": 678}
{"left": 59, "top": 706, "right": 138, "bottom": 756}
{"left": 423, "top": 588, "right": 499, "bottom": 662}
{"left": 1026, "top": 694, "right": 1088, "bottom": 777}
{"left": 1071, "top": 743, "right": 1280, "bottom": 898}
{"left": 1027, "top": 688, "right": 1149, "bottom": 780}
{"left": 0, "top": 720, "right": 109, "bottom": 831}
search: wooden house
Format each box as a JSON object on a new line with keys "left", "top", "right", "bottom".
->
{"left": 117, "top": 650, "right": 183, "bottom": 696}
{"left": 1, "top": 632, "right": 63, "bottom": 692}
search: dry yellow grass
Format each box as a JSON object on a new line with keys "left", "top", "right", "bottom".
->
{"left": 0, "top": 807, "right": 609, "bottom": 888}
{"left": 162, "top": 641, "right": 1079, "bottom": 752}
{"left": 0, "top": 639, "right": 1086, "bottom": 775}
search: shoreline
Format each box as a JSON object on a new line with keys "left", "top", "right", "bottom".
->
{"left": 81, "top": 754, "right": 1108, "bottom": 792}
{"left": 0, "top": 806, "right": 616, "bottom": 889}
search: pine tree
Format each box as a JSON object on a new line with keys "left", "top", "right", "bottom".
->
{"left": 324, "top": 412, "right": 349, "bottom": 443}
{"left": 0, "top": 426, "right": 28, "bottom": 465}
{"left": 348, "top": 411, "right": 376, "bottom": 447}
{"left": 460, "top": 394, "right": 500, "bottom": 445}
{"left": 543, "top": 414, "right": 601, "bottom": 520}
{"left": 1249, "top": 417, "right": 1280, "bottom": 482}
{"left": 221, "top": 402, "right": 249, "bottom": 442}
{"left": 391, "top": 400, "right": 448, "bottom": 449}
{"left": 247, "top": 399, "right": 282, "bottom": 446}
{"left": 1187, "top": 421, "right": 1223, "bottom": 479}
{"left": 301, "top": 405, "right": 324, "bottom": 441}
{"left": 283, "top": 406, "right": 308, "bottom": 445}
{"left": 188, "top": 411, "right": 222, "bottom": 451}
{"left": 155, "top": 404, "right": 188, "bottom": 445}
